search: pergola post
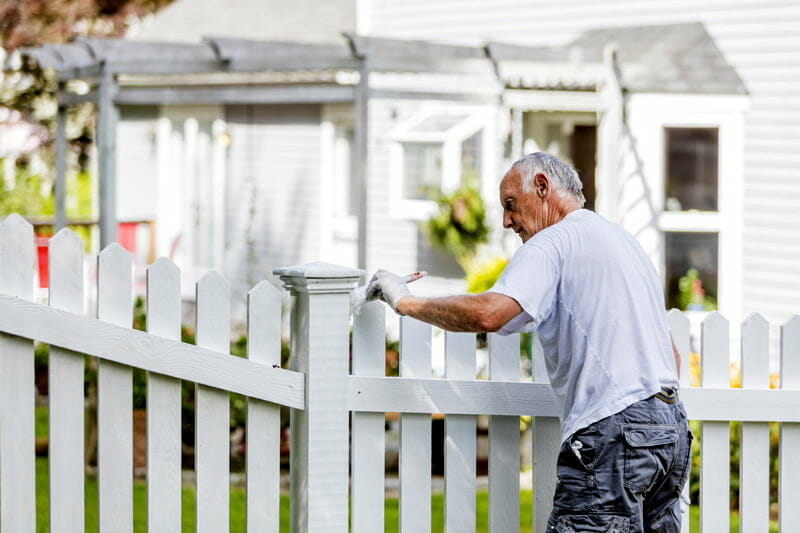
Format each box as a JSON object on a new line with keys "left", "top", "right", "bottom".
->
{"left": 354, "top": 54, "right": 370, "bottom": 271}
{"left": 96, "top": 64, "right": 118, "bottom": 248}
{"left": 54, "top": 89, "right": 68, "bottom": 232}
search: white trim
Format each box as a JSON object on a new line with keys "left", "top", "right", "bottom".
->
{"left": 355, "top": 0, "right": 371, "bottom": 35}
{"left": 658, "top": 212, "right": 721, "bottom": 232}
{"left": 211, "top": 119, "right": 227, "bottom": 271}
{"left": 319, "top": 119, "right": 336, "bottom": 263}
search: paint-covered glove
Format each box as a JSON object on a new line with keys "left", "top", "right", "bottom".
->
{"left": 365, "top": 269, "right": 412, "bottom": 314}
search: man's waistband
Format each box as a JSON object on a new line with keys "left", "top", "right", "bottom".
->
{"left": 653, "top": 386, "right": 678, "bottom": 404}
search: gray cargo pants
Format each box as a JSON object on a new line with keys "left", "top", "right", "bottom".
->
{"left": 547, "top": 391, "right": 692, "bottom": 532}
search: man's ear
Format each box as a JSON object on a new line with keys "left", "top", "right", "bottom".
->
{"left": 533, "top": 173, "right": 549, "bottom": 198}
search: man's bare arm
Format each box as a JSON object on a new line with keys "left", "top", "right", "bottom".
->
{"left": 396, "top": 292, "right": 523, "bottom": 333}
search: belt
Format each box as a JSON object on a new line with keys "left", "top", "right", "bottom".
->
{"left": 653, "top": 386, "right": 678, "bottom": 404}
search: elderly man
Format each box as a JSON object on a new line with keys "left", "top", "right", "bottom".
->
{"left": 367, "top": 152, "right": 692, "bottom": 532}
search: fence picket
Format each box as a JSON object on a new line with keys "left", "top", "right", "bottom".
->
{"left": 246, "top": 281, "right": 282, "bottom": 533}
{"left": 488, "top": 333, "right": 520, "bottom": 533}
{"left": 739, "top": 313, "right": 770, "bottom": 532}
{"left": 444, "top": 331, "right": 477, "bottom": 533}
{"left": 146, "top": 258, "right": 182, "bottom": 532}
{"left": 399, "top": 317, "right": 432, "bottom": 533}
{"left": 97, "top": 243, "right": 134, "bottom": 533}
{"left": 700, "top": 312, "right": 730, "bottom": 533}
{"left": 0, "top": 215, "right": 35, "bottom": 532}
{"left": 351, "top": 301, "right": 386, "bottom": 532}
{"left": 780, "top": 315, "right": 800, "bottom": 531}
{"left": 531, "top": 334, "right": 559, "bottom": 533}
{"left": 48, "top": 229, "right": 85, "bottom": 533}
{"left": 667, "top": 309, "right": 691, "bottom": 533}
{"left": 195, "top": 271, "right": 231, "bottom": 533}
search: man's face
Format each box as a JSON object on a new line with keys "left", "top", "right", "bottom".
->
{"left": 499, "top": 169, "right": 544, "bottom": 243}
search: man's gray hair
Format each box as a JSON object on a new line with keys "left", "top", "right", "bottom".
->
{"left": 510, "top": 152, "right": 586, "bottom": 207}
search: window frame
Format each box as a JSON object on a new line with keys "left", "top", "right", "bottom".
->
{"left": 389, "top": 107, "right": 492, "bottom": 220}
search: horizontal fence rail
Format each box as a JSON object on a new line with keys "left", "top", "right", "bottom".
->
{"left": 1, "top": 214, "right": 800, "bottom": 532}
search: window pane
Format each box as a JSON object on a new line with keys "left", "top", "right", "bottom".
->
{"left": 665, "top": 128, "right": 718, "bottom": 211}
{"left": 461, "top": 131, "right": 482, "bottom": 186}
{"left": 665, "top": 232, "right": 718, "bottom": 310}
{"left": 403, "top": 142, "right": 442, "bottom": 200}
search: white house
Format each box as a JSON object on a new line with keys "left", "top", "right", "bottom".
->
{"left": 20, "top": 0, "right": 798, "bottom": 337}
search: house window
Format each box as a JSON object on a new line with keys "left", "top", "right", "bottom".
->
{"left": 661, "top": 126, "right": 720, "bottom": 310}
{"left": 665, "top": 128, "right": 718, "bottom": 211}
{"left": 664, "top": 232, "right": 718, "bottom": 310}
{"left": 391, "top": 108, "right": 491, "bottom": 219}
{"left": 402, "top": 142, "right": 443, "bottom": 201}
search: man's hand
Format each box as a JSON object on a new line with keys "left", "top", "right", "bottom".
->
{"left": 366, "top": 269, "right": 412, "bottom": 314}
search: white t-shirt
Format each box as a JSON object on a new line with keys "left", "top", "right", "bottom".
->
{"left": 489, "top": 209, "right": 678, "bottom": 442}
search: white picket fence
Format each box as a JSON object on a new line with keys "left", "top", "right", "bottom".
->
{"left": 1, "top": 213, "right": 800, "bottom": 532}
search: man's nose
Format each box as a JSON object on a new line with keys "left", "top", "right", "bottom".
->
{"left": 502, "top": 212, "right": 513, "bottom": 228}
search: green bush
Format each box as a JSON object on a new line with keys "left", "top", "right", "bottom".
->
{"left": 424, "top": 182, "right": 489, "bottom": 270}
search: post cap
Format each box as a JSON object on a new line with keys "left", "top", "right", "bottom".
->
{"left": 274, "top": 262, "right": 363, "bottom": 294}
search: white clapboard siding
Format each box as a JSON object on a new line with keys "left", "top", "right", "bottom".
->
{"left": 700, "top": 312, "right": 730, "bottom": 533}
{"left": 780, "top": 316, "right": 800, "bottom": 531}
{"left": 48, "top": 229, "right": 86, "bottom": 533}
{"left": 399, "top": 317, "right": 432, "bottom": 533}
{"left": 667, "top": 309, "right": 691, "bottom": 533}
{"left": 0, "top": 214, "right": 35, "bottom": 532}
{"left": 246, "top": 281, "right": 283, "bottom": 533}
{"left": 146, "top": 258, "right": 182, "bottom": 532}
{"left": 97, "top": 243, "right": 134, "bottom": 533}
{"left": 195, "top": 271, "right": 231, "bottom": 533}
{"left": 444, "top": 331, "right": 477, "bottom": 533}
{"left": 351, "top": 301, "right": 387, "bottom": 533}
{"left": 488, "top": 333, "right": 520, "bottom": 533}
{"left": 739, "top": 313, "right": 770, "bottom": 532}
{"left": 531, "top": 334, "right": 559, "bottom": 533}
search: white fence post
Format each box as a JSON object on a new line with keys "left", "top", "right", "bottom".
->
{"left": 195, "top": 271, "right": 231, "bottom": 533}
{"left": 399, "top": 317, "right": 433, "bottom": 533}
{"left": 48, "top": 229, "right": 86, "bottom": 533}
{"left": 739, "top": 313, "right": 770, "bottom": 531}
{"left": 351, "top": 300, "right": 386, "bottom": 532}
{"left": 780, "top": 316, "right": 800, "bottom": 531}
{"left": 531, "top": 334, "right": 559, "bottom": 533}
{"left": 275, "top": 262, "right": 361, "bottom": 533}
{"left": 667, "top": 309, "right": 691, "bottom": 533}
{"left": 97, "top": 243, "right": 134, "bottom": 533}
{"left": 487, "top": 333, "right": 520, "bottom": 533}
{"left": 0, "top": 214, "right": 35, "bottom": 532}
{"left": 444, "top": 331, "right": 477, "bottom": 533}
{"left": 146, "top": 258, "right": 183, "bottom": 532}
{"left": 700, "top": 312, "right": 730, "bottom": 532}
{"left": 246, "top": 281, "right": 283, "bottom": 533}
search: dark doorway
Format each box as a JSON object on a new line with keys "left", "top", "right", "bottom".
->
{"left": 570, "top": 125, "right": 596, "bottom": 210}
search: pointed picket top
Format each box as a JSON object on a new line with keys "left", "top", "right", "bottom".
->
{"left": 741, "top": 313, "right": 770, "bottom": 389}
{"left": 196, "top": 270, "right": 229, "bottom": 353}
{"left": 0, "top": 213, "right": 34, "bottom": 298}
{"left": 146, "top": 257, "right": 181, "bottom": 340}
{"left": 97, "top": 242, "right": 132, "bottom": 326}
{"left": 781, "top": 315, "right": 800, "bottom": 388}
{"left": 247, "top": 281, "right": 282, "bottom": 366}
{"left": 667, "top": 310, "right": 691, "bottom": 387}
{"left": 701, "top": 311, "right": 729, "bottom": 388}
{"left": 48, "top": 229, "right": 84, "bottom": 313}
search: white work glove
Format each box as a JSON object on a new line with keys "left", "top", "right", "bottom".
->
{"left": 365, "top": 269, "right": 412, "bottom": 314}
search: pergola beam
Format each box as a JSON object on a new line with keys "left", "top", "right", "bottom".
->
{"left": 114, "top": 84, "right": 355, "bottom": 105}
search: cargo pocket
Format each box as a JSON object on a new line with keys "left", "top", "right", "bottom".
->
{"left": 554, "top": 513, "right": 630, "bottom": 532}
{"left": 623, "top": 424, "right": 678, "bottom": 494}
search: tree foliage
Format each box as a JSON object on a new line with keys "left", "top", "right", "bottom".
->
{"left": 0, "top": 0, "right": 174, "bottom": 51}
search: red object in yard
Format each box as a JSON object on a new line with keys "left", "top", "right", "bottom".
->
{"left": 36, "top": 236, "right": 49, "bottom": 288}
{"left": 117, "top": 222, "right": 138, "bottom": 254}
